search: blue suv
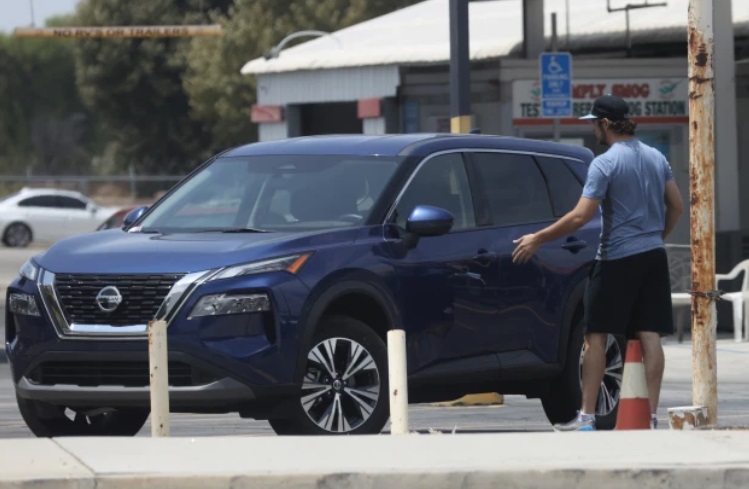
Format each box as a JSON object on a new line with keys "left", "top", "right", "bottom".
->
{"left": 5, "top": 134, "right": 625, "bottom": 436}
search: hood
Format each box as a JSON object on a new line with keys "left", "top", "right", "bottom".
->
{"left": 36, "top": 228, "right": 359, "bottom": 274}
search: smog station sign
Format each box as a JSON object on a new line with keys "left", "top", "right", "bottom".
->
{"left": 513, "top": 78, "right": 689, "bottom": 123}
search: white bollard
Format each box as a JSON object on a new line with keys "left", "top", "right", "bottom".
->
{"left": 148, "top": 319, "right": 170, "bottom": 437}
{"left": 387, "top": 329, "right": 409, "bottom": 435}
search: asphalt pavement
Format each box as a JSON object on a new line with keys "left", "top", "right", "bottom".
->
{"left": 2, "top": 336, "right": 748, "bottom": 438}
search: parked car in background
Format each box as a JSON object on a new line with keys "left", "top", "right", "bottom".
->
{"left": 6, "top": 134, "right": 621, "bottom": 438}
{"left": 97, "top": 207, "right": 136, "bottom": 231}
{"left": 0, "top": 188, "right": 117, "bottom": 247}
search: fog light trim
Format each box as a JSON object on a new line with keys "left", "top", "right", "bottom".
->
{"left": 9, "top": 293, "right": 40, "bottom": 317}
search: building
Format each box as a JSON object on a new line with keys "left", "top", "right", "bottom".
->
{"left": 241, "top": 0, "right": 749, "bottom": 271}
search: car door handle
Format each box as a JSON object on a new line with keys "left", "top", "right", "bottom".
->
{"left": 473, "top": 250, "right": 497, "bottom": 265}
{"left": 561, "top": 239, "right": 588, "bottom": 253}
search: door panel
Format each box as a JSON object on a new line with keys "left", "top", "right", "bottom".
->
{"left": 470, "top": 151, "right": 595, "bottom": 364}
{"left": 17, "top": 196, "right": 57, "bottom": 242}
{"left": 392, "top": 230, "right": 501, "bottom": 373}
{"left": 387, "top": 153, "right": 500, "bottom": 374}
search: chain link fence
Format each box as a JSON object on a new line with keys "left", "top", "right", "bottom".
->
{"left": 0, "top": 174, "right": 185, "bottom": 207}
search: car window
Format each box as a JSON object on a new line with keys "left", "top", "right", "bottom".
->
{"left": 18, "top": 196, "right": 58, "bottom": 208}
{"left": 56, "top": 196, "right": 88, "bottom": 210}
{"left": 564, "top": 159, "right": 589, "bottom": 184}
{"left": 471, "top": 152, "right": 554, "bottom": 226}
{"left": 535, "top": 156, "right": 584, "bottom": 217}
{"left": 393, "top": 153, "right": 476, "bottom": 231}
{"left": 138, "top": 155, "right": 401, "bottom": 232}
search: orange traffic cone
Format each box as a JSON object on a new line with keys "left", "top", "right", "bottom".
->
{"left": 615, "top": 339, "right": 651, "bottom": 430}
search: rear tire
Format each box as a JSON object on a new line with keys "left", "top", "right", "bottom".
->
{"left": 16, "top": 396, "right": 149, "bottom": 437}
{"left": 540, "top": 317, "right": 626, "bottom": 430}
{"left": 268, "top": 315, "right": 389, "bottom": 435}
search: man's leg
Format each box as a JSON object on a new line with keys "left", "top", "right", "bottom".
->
{"left": 581, "top": 332, "right": 608, "bottom": 414}
{"left": 637, "top": 331, "right": 665, "bottom": 414}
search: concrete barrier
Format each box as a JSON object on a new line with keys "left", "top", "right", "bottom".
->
{"left": 1, "top": 431, "right": 748, "bottom": 488}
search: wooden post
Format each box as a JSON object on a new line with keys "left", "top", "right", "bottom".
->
{"left": 688, "top": 0, "right": 718, "bottom": 426}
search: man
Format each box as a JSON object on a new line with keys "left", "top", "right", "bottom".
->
{"left": 512, "top": 95, "right": 684, "bottom": 431}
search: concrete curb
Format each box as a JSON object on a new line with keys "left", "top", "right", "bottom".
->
{"left": 1, "top": 431, "right": 748, "bottom": 489}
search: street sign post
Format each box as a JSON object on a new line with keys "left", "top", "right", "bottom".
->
{"left": 539, "top": 51, "right": 573, "bottom": 119}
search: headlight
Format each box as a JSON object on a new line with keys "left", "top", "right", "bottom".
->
{"left": 189, "top": 293, "right": 271, "bottom": 318}
{"left": 9, "top": 293, "right": 40, "bottom": 317}
{"left": 208, "top": 253, "right": 311, "bottom": 282}
{"left": 19, "top": 259, "right": 39, "bottom": 282}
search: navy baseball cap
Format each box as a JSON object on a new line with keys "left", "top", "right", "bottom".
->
{"left": 579, "top": 95, "right": 630, "bottom": 121}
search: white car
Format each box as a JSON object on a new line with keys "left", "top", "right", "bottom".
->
{"left": 0, "top": 188, "right": 118, "bottom": 248}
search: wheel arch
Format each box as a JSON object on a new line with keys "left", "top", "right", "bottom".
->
{"left": 294, "top": 271, "right": 402, "bottom": 384}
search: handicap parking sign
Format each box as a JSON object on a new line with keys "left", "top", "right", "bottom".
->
{"left": 540, "top": 52, "right": 573, "bottom": 118}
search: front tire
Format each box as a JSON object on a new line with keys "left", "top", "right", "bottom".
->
{"left": 17, "top": 396, "right": 149, "bottom": 437}
{"left": 269, "top": 315, "right": 389, "bottom": 435}
{"left": 3, "top": 222, "right": 32, "bottom": 248}
{"left": 540, "top": 318, "right": 625, "bottom": 430}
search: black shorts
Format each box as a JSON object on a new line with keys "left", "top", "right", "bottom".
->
{"left": 584, "top": 248, "right": 674, "bottom": 338}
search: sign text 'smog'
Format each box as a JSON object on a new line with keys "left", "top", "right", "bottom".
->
{"left": 514, "top": 79, "right": 688, "bottom": 120}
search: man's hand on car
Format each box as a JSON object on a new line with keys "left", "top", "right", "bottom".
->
{"left": 512, "top": 234, "right": 541, "bottom": 264}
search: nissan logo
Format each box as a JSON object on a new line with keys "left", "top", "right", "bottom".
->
{"left": 95, "top": 286, "right": 123, "bottom": 313}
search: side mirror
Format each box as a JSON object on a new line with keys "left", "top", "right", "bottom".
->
{"left": 406, "top": 205, "right": 454, "bottom": 237}
{"left": 122, "top": 206, "right": 149, "bottom": 229}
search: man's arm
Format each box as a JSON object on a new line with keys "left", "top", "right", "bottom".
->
{"left": 663, "top": 180, "right": 684, "bottom": 240}
{"left": 512, "top": 197, "right": 600, "bottom": 264}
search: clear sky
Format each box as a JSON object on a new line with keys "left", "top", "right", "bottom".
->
{"left": 1, "top": 0, "right": 80, "bottom": 33}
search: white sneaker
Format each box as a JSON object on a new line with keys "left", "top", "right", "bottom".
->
{"left": 553, "top": 411, "right": 596, "bottom": 432}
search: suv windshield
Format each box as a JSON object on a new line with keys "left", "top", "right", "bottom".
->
{"left": 139, "top": 155, "right": 401, "bottom": 233}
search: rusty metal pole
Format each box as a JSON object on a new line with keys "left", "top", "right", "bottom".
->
{"left": 688, "top": 0, "right": 718, "bottom": 426}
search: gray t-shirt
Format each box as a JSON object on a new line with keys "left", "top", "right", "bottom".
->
{"left": 582, "top": 139, "right": 674, "bottom": 261}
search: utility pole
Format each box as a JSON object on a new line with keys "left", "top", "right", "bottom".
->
{"left": 28, "top": 0, "right": 36, "bottom": 27}
{"left": 688, "top": 0, "right": 718, "bottom": 426}
{"left": 449, "top": 0, "right": 471, "bottom": 133}
{"left": 551, "top": 13, "right": 560, "bottom": 142}
{"left": 565, "top": 0, "right": 570, "bottom": 47}
{"left": 607, "top": 0, "right": 666, "bottom": 57}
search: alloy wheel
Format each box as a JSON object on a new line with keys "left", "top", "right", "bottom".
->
{"left": 301, "top": 337, "right": 381, "bottom": 433}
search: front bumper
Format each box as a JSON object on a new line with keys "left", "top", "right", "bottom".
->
{"left": 6, "top": 268, "right": 309, "bottom": 414}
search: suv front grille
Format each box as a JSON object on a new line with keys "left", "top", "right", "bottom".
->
{"left": 28, "top": 361, "right": 218, "bottom": 387}
{"left": 54, "top": 274, "right": 184, "bottom": 326}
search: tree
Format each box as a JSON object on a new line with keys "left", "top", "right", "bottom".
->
{"left": 72, "top": 0, "right": 232, "bottom": 174}
{"left": 0, "top": 15, "right": 97, "bottom": 175}
{"left": 184, "top": 0, "right": 422, "bottom": 153}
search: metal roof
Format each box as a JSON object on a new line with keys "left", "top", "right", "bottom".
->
{"left": 222, "top": 134, "right": 595, "bottom": 161}
{"left": 241, "top": 0, "right": 749, "bottom": 75}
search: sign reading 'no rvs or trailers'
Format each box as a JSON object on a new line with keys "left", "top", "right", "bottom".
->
{"left": 13, "top": 25, "right": 223, "bottom": 38}
{"left": 513, "top": 78, "right": 689, "bottom": 125}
